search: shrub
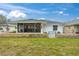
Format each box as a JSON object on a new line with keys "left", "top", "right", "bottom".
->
{"left": 0, "top": 33, "right": 48, "bottom": 38}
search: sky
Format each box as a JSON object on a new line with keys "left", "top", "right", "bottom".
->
{"left": 0, "top": 3, "right": 79, "bottom": 22}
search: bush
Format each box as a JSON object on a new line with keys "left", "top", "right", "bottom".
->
{"left": 57, "top": 31, "right": 60, "bottom": 34}
{"left": 0, "top": 33, "right": 48, "bottom": 38}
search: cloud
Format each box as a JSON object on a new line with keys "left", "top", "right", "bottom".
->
{"left": 52, "top": 10, "right": 63, "bottom": 14}
{"left": 52, "top": 10, "right": 69, "bottom": 16}
{"left": 62, "top": 8, "right": 68, "bottom": 10}
{"left": 58, "top": 11, "right": 64, "bottom": 14}
{"left": 0, "top": 10, "right": 8, "bottom": 16}
{"left": 58, "top": 11, "right": 69, "bottom": 16}
{"left": 0, "top": 4, "right": 47, "bottom": 14}
{"left": 41, "top": 8, "right": 48, "bottom": 11}
{"left": 76, "top": 17, "right": 79, "bottom": 19}
{"left": 7, "top": 10, "right": 27, "bottom": 19}
{"left": 0, "top": 9, "right": 28, "bottom": 20}
{"left": 0, "top": 3, "right": 48, "bottom": 20}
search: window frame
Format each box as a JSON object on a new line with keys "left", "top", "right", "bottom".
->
{"left": 53, "top": 25, "right": 58, "bottom": 31}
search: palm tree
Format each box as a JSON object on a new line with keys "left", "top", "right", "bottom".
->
{"left": 0, "top": 15, "right": 9, "bottom": 32}
{"left": 0, "top": 15, "right": 7, "bottom": 24}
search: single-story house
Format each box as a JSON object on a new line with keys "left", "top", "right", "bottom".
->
{"left": 0, "top": 23, "right": 16, "bottom": 32}
{"left": 0, "top": 24, "right": 8, "bottom": 32}
{"left": 0, "top": 19, "right": 64, "bottom": 34}
{"left": 64, "top": 19, "right": 79, "bottom": 34}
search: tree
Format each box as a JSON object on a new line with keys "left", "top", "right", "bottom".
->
{"left": 0, "top": 15, "right": 7, "bottom": 24}
{"left": 0, "top": 15, "right": 9, "bottom": 32}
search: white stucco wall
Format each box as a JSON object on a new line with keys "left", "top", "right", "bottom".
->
{"left": 0, "top": 26, "right": 7, "bottom": 32}
{"left": 41, "top": 23, "right": 63, "bottom": 34}
{"left": 57, "top": 25, "right": 63, "bottom": 33}
{"left": 0, "top": 22, "right": 63, "bottom": 34}
{"left": 8, "top": 26, "right": 16, "bottom": 32}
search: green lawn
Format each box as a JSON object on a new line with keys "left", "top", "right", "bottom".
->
{"left": 0, "top": 38, "right": 79, "bottom": 56}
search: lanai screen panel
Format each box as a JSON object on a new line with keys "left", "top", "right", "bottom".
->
{"left": 17, "top": 23, "right": 41, "bottom": 33}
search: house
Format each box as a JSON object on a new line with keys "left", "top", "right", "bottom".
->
{"left": 0, "top": 24, "right": 8, "bottom": 32}
{"left": 15, "top": 19, "right": 64, "bottom": 34}
{"left": 64, "top": 19, "right": 79, "bottom": 34}
{"left": 0, "top": 23, "right": 16, "bottom": 33}
{"left": 0, "top": 19, "right": 64, "bottom": 34}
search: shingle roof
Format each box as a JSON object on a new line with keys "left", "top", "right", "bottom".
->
{"left": 65, "top": 19, "right": 79, "bottom": 26}
{"left": 9, "top": 19, "right": 63, "bottom": 25}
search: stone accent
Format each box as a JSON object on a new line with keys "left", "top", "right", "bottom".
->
{"left": 56, "top": 33, "right": 79, "bottom": 38}
{"left": 64, "top": 25, "right": 75, "bottom": 34}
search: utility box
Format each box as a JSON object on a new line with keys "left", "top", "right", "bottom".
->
{"left": 48, "top": 31, "right": 56, "bottom": 38}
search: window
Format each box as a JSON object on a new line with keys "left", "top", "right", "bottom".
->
{"left": 53, "top": 25, "right": 58, "bottom": 31}
{"left": 23, "top": 23, "right": 41, "bottom": 32}
{"left": 0, "top": 28, "right": 3, "bottom": 30}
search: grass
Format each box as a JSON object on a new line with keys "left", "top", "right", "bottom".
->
{"left": 0, "top": 38, "right": 79, "bottom": 56}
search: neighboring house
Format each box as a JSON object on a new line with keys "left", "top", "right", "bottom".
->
{"left": 0, "top": 24, "right": 8, "bottom": 32}
{"left": 0, "top": 23, "right": 16, "bottom": 33}
{"left": 0, "top": 19, "right": 64, "bottom": 34}
{"left": 64, "top": 19, "right": 79, "bottom": 34}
